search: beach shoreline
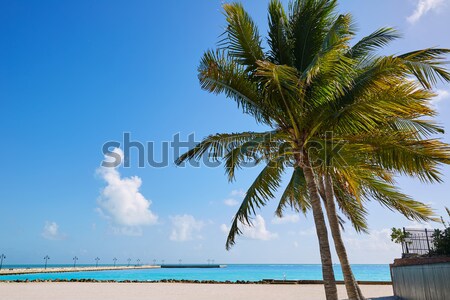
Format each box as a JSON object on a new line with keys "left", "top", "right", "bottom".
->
{"left": 0, "top": 282, "right": 395, "bottom": 300}
{"left": 0, "top": 278, "right": 393, "bottom": 285}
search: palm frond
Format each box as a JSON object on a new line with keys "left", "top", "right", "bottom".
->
{"left": 255, "top": 61, "right": 304, "bottom": 136}
{"left": 398, "top": 48, "right": 450, "bottom": 89}
{"left": 199, "top": 50, "right": 275, "bottom": 125}
{"left": 223, "top": 130, "right": 291, "bottom": 181}
{"left": 267, "top": 0, "right": 292, "bottom": 65}
{"left": 289, "top": 0, "right": 338, "bottom": 72}
{"left": 226, "top": 157, "right": 286, "bottom": 249}
{"left": 348, "top": 27, "right": 400, "bottom": 59}
{"left": 222, "top": 2, "right": 265, "bottom": 71}
{"left": 175, "top": 131, "right": 274, "bottom": 166}
{"left": 302, "top": 13, "right": 354, "bottom": 84}
{"left": 361, "top": 177, "right": 436, "bottom": 222}
{"left": 276, "top": 167, "right": 310, "bottom": 216}
{"left": 333, "top": 176, "right": 369, "bottom": 233}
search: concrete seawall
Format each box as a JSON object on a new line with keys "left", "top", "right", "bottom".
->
{"left": 391, "top": 258, "right": 450, "bottom": 300}
{"left": 0, "top": 265, "right": 160, "bottom": 276}
{"left": 160, "top": 264, "right": 224, "bottom": 268}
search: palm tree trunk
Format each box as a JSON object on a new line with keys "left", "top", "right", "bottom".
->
{"left": 324, "top": 174, "right": 365, "bottom": 300}
{"left": 301, "top": 156, "right": 338, "bottom": 300}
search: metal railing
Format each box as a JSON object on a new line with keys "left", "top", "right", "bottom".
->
{"left": 401, "top": 228, "right": 435, "bottom": 256}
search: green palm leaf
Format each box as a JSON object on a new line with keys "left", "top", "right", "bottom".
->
{"left": 222, "top": 2, "right": 264, "bottom": 71}
{"left": 267, "top": 0, "right": 292, "bottom": 65}
{"left": 226, "top": 157, "right": 286, "bottom": 250}
{"left": 276, "top": 167, "right": 310, "bottom": 217}
{"left": 348, "top": 27, "right": 401, "bottom": 59}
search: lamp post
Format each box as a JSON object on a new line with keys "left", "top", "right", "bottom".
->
{"left": 0, "top": 254, "right": 6, "bottom": 270}
{"left": 95, "top": 257, "right": 100, "bottom": 268}
{"left": 44, "top": 255, "right": 50, "bottom": 270}
{"left": 127, "top": 258, "right": 131, "bottom": 267}
{"left": 73, "top": 256, "right": 78, "bottom": 268}
{"left": 113, "top": 258, "right": 117, "bottom": 267}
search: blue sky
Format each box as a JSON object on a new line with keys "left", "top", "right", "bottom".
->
{"left": 1, "top": 0, "right": 449, "bottom": 266}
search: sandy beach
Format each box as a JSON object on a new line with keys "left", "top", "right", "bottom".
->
{"left": 0, "top": 282, "right": 394, "bottom": 300}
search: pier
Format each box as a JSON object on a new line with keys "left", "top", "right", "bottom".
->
{"left": 160, "top": 264, "right": 225, "bottom": 269}
{"left": 0, "top": 265, "right": 160, "bottom": 276}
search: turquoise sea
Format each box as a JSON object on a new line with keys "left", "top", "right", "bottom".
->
{"left": 0, "top": 264, "right": 391, "bottom": 282}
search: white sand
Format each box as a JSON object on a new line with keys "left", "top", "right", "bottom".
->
{"left": 0, "top": 282, "right": 394, "bottom": 300}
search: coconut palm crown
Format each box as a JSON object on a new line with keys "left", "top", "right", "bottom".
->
{"left": 176, "top": 1, "right": 450, "bottom": 299}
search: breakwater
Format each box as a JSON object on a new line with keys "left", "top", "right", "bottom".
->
{"left": 0, "top": 265, "right": 160, "bottom": 276}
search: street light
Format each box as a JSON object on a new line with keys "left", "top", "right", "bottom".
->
{"left": 44, "top": 255, "right": 50, "bottom": 270}
{"left": 73, "top": 256, "right": 78, "bottom": 268}
{"left": 113, "top": 258, "right": 117, "bottom": 267}
{"left": 0, "top": 254, "right": 6, "bottom": 270}
{"left": 127, "top": 258, "right": 131, "bottom": 267}
{"left": 95, "top": 257, "right": 100, "bottom": 267}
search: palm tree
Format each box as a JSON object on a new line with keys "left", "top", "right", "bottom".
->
{"left": 176, "top": 1, "right": 450, "bottom": 299}
{"left": 308, "top": 29, "right": 450, "bottom": 298}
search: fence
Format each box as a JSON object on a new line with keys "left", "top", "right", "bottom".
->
{"left": 401, "top": 228, "right": 435, "bottom": 256}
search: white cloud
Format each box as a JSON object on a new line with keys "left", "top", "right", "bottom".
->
{"left": 431, "top": 89, "right": 450, "bottom": 106}
{"left": 220, "top": 215, "right": 277, "bottom": 241}
{"left": 299, "top": 227, "right": 316, "bottom": 236}
{"left": 407, "top": 0, "right": 444, "bottom": 23}
{"left": 272, "top": 214, "right": 300, "bottom": 225}
{"left": 224, "top": 198, "right": 239, "bottom": 206}
{"left": 220, "top": 223, "right": 229, "bottom": 234}
{"left": 342, "top": 224, "right": 446, "bottom": 263}
{"left": 231, "top": 189, "right": 246, "bottom": 198}
{"left": 96, "top": 148, "right": 158, "bottom": 235}
{"left": 223, "top": 189, "right": 245, "bottom": 207}
{"left": 343, "top": 228, "right": 398, "bottom": 252}
{"left": 170, "top": 214, "right": 204, "bottom": 242}
{"left": 405, "top": 221, "right": 437, "bottom": 230}
{"left": 42, "top": 221, "right": 66, "bottom": 240}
